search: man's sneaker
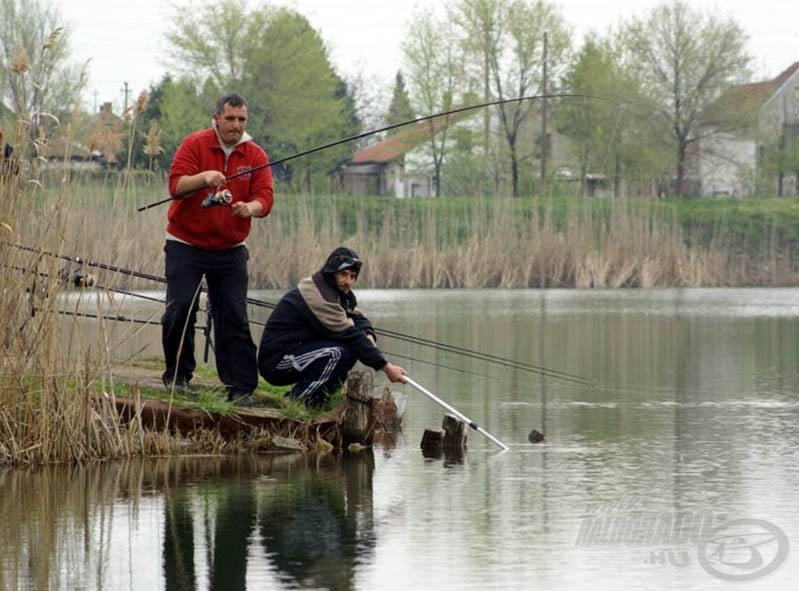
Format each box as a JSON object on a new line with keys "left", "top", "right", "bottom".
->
{"left": 163, "top": 375, "right": 190, "bottom": 394}
{"left": 229, "top": 391, "right": 253, "bottom": 407}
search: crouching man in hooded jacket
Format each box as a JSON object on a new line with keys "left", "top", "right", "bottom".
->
{"left": 258, "top": 247, "right": 406, "bottom": 407}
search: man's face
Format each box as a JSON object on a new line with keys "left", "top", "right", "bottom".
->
{"left": 213, "top": 103, "right": 248, "bottom": 147}
{"left": 334, "top": 269, "right": 358, "bottom": 294}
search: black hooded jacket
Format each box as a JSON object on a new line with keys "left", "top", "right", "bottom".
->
{"left": 257, "top": 247, "right": 387, "bottom": 373}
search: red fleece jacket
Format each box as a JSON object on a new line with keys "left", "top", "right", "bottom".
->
{"left": 167, "top": 127, "right": 274, "bottom": 250}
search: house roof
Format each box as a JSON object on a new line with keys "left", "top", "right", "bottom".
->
{"left": 701, "top": 62, "right": 799, "bottom": 125}
{"left": 352, "top": 109, "right": 476, "bottom": 164}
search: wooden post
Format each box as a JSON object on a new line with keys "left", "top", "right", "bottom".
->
{"left": 372, "top": 387, "right": 403, "bottom": 449}
{"left": 342, "top": 371, "right": 375, "bottom": 446}
{"left": 420, "top": 429, "right": 444, "bottom": 458}
{"left": 420, "top": 413, "right": 468, "bottom": 458}
{"left": 442, "top": 414, "right": 467, "bottom": 449}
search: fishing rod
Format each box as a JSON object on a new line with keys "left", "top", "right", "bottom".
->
{"left": 404, "top": 376, "right": 509, "bottom": 451}
{"left": 47, "top": 308, "right": 238, "bottom": 330}
{"left": 11, "top": 257, "right": 492, "bottom": 379}
{"left": 136, "top": 92, "right": 604, "bottom": 212}
{"left": 6, "top": 242, "right": 167, "bottom": 284}
{"left": 4, "top": 263, "right": 166, "bottom": 304}
{"left": 7, "top": 242, "right": 268, "bottom": 309}
{"left": 8, "top": 242, "right": 594, "bottom": 386}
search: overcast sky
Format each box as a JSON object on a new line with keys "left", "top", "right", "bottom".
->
{"left": 65, "top": 0, "right": 799, "bottom": 112}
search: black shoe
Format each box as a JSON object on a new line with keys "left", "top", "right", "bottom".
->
{"left": 229, "top": 391, "right": 253, "bottom": 407}
{"left": 163, "top": 375, "right": 190, "bottom": 393}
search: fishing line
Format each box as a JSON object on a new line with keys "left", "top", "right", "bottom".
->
{"left": 376, "top": 326, "right": 597, "bottom": 388}
{"left": 136, "top": 92, "right": 611, "bottom": 211}
{"left": 380, "top": 349, "right": 500, "bottom": 382}
{"left": 8, "top": 242, "right": 593, "bottom": 386}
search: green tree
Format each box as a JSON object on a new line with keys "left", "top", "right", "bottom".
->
{"left": 164, "top": 3, "right": 358, "bottom": 193}
{"left": 244, "top": 8, "right": 357, "bottom": 192}
{"left": 165, "top": 0, "right": 268, "bottom": 89}
{"left": 450, "top": 0, "right": 501, "bottom": 153}
{"left": 559, "top": 37, "right": 615, "bottom": 196}
{"left": 620, "top": 0, "right": 750, "bottom": 195}
{"left": 403, "top": 7, "right": 463, "bottom": 196}
{"left": 451, "top": 0, "right": 572, "bottom": 197}
{"left": 558, "top": 35, "right": 666, "bottom": 197}
{"left": 135, "top": 75, "right": 209, "bottom": 169}
{"left": 386, "top": 71, "right": 415, "bottom": 133}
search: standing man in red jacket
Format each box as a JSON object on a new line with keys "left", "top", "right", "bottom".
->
{"left": 162, "top": 92, "right": 273, "bottom": 406}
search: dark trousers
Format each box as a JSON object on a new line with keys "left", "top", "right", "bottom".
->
{"left": 261, "top": 341, "right": 356, "bottom": 406}
{"left": 161, "top": 241, "right": 257, "bottom": 397}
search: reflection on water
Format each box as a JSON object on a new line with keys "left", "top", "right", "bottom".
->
{"left": 0, "top": 454, "right": 376, "bottom": 591}
{"left": 9, "top": 289, "right": 799, "bottom": 589}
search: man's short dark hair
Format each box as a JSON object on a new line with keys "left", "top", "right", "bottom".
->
{"left": 216, "top": 92, "right": 248, "bottom": 113}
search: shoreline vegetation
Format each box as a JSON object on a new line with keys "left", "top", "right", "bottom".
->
{"left": 20, "top": 177, "right": 799, "bottom": 290}
{"left": 3, "top": 174, "right": 799, "bottom": 465}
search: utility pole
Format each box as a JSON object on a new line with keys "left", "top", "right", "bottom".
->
{"left": 540, "top": 31, "right": 548, "bottom": 197}
{"left": 122, "top": 81, "right": 130, "bottom": 113}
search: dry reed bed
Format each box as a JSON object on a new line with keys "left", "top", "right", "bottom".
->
{"left": 12, "top": 176, "right": 781, "bottom": 292}
{"left": 1, "top": 179, "right": 274, "bottom": 465}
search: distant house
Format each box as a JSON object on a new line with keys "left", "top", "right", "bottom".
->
{"left": 36, "top": 137, "right": 97, "bottom": 169}
{"left": 339, "top": 115, "right": 460, "bottom": 198}
{"left": 698, "top": 63, "right": 799, "bottom": 196}
{"left": 37, "top": 102, "right": 124, "bottom": 170}
{"left": 339, "top": 106, "right": 575, "bottom": 198}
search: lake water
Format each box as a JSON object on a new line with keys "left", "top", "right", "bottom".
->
{"left": 2, "top": 288, "right": 797, "bottom": 590}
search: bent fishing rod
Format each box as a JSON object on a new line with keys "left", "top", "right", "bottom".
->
{"left": 404, "top": 376, "right": 509, "bottom": 451}
{"left": 8, "top": 242, "right": 595, "bottom": 386}
{"left": 137, "top": 92, "right": 604, "bottom": 212}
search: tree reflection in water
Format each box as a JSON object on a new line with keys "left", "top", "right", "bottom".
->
{"left": 162, "top": 452, "right": 376, "bottom": 591}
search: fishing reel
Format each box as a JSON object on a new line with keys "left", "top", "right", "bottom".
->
{"left": 201, "top": 189, "right": 233, "bottom": 208}
{"left": 58, "top": 260, "right": 96, "bottom": 287}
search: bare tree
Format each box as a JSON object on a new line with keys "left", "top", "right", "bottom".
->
{"left": 0, "top": 0, "right": 81, "bottom": 123}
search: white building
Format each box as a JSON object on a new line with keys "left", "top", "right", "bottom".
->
{"left": 699, "top": 63, "right": 799, "bottom": 197}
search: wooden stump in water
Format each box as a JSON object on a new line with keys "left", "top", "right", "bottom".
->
{"left": 420, "top": 428, "right": 445, "bottom": 458}
{"left": 372, "top": 386, "right": 404, "bottom": 450}
{"left": 442, "top": 414, "right": 467, "bottom": 449}
{"left": 420, "top": 413, "right": 468, "bottom": 459}
{"left": 528, "top": 429, "right": 545, "bottom": 443}
{"left": 340, "top": 371, "right": 408, "bottom": 448}
{"left": 373, "top": 386, "right": 403, "bottom": 428}
{"left": 342, "top": 371, "right": 376, "bottom": 447}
